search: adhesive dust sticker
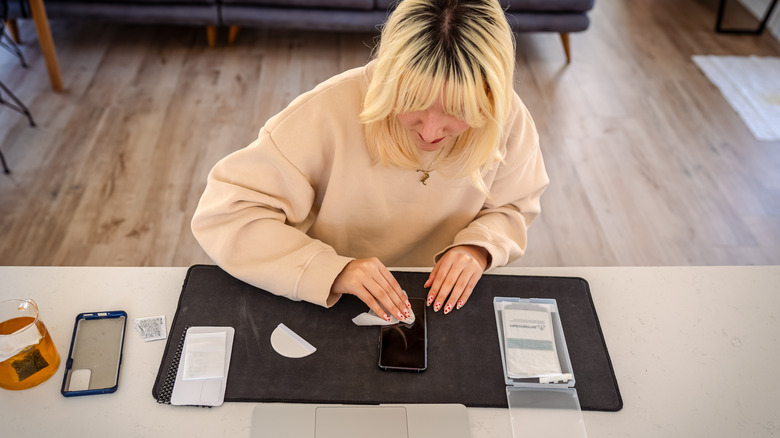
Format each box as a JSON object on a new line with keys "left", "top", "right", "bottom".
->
{"left": 270, "top": 324, "right": 316, "bottom": 358}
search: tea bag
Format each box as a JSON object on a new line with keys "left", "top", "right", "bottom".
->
{"left": 0, "top": 323, "right": 42, "bottom": 361}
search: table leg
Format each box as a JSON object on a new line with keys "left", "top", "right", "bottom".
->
{"left": 6, "top": 19, "right": 21, "bottom": 43}
{"left": 27, "top": 0, "right": 64, "bottom": 91}
{"left": 716, "top": 0, "right": 780, "bottom": 34}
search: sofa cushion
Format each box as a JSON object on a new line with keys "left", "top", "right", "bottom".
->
{"left": 221, "top": 0, "right": 375, "bottom": 10}
{"left": 376, "top": 0, "right": 594, "bottom": 13}
{"left": 221, "top": 6, "right": 389, "bottom": 30}
{"left": 500, "top": 0, "right": 594, "bottom": 12}
{"left": 506, "top": 11, "right": 590, "bottom": 33}
{"left": 42, "top": 0, "right": 217, "bottom": 4}
{"left": 21, "top": 3, "right": 220, "bottom": 24}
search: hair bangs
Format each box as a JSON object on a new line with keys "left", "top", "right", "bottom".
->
{"left": 393, "top": 60, "right": 490, "bottom": 130}
{"left": 393, "top": 66, "right": 443, "bottom": 115}
{"left": 441, "top": 67, "right": 490, "bottom": 129}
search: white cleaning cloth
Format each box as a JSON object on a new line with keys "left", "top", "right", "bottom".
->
{"left": 352, "top": 291, "right": 416, "bottom": 326}
{"left": 352, "top": 309, "right": 416, "bottom": 326}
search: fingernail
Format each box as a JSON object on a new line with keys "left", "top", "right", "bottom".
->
{"left": 404, "top": 310, "right": 410, "bottom": 318}
{"left": 457, "top": 300, "right": 464, "bottom": 310}
{"left": 384, "top": 314, "right": 391, "bottom": 321}
{"left": 434, "top": 302, "right": 441, "bottom": 312}
{"left": 406, "top": 300, "right": 411, "bottom": 308}
{"left": 427, "top": 296, "right": 434, "bottom": 306}
{"left": 444, "top": 304, "right": 452, "bottom": 314}
{"left": 397, "top": 312, "right": 405, "bottom": 320}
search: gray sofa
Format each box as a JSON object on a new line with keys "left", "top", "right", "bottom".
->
{"left": 220, "top": 0, "right": 594, "bottom": 32}
{"left": 8, "top": 0, "right": 594, "bottom": 60}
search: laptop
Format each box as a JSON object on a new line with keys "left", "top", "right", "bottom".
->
{"left": 251, "top": 403, "right": 472, "bottom": 438}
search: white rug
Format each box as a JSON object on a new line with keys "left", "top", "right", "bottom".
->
{"left": 693, "top": 55, "right": 780, "bottom": 141}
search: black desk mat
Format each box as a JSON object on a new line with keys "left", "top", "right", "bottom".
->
{"left": 153, "top": 265, "right": 622, "bottom": 411}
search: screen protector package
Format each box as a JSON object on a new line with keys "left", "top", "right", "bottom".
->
{"left": 494, "top": 298, "right": 586, "bottom": 438}
{"left": 61, "top": 311, "right": 127, "bottom": 397}
{"left": 501, "top": 302, "right": 562, "bottom": 379}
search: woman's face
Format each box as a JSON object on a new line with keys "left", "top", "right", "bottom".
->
{"left": 397, "top": 97, "right": 470, "bottom": 152}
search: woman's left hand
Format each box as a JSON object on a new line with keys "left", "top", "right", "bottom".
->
{"left": 425, "top": 245, "right": 490, "bottom": 314}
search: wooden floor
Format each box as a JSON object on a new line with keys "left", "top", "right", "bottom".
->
{"left": 1, "top": 0, "right": 779, "bottom": 268}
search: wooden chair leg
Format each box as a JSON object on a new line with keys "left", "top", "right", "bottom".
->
{"left": 559, "top": 32, "right": 571, "bottom": 64}
{"left": 228, "top": 26, "right": 240, "bottom": 45}
{"left": 0, "top": 148, "right": 10, "bottom": 174}
{"left": 206, "top": 26, "right": 217, "bottom": 47}
{"left": 6, "top": 20, "right": 21, "bottom": 44}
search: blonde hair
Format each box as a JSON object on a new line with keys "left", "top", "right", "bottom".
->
{"left": 361, "top": 0, "right": 516, "bottom": 194}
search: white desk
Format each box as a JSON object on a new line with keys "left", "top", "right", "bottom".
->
{"left": 2, "top": 266, "right": 779, "bottom": 437}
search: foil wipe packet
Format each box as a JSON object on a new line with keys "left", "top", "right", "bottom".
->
{"left": 133, "top": 315, "right": 167, "bottom": 342}
{"left": 501, "top": 303, "right": 562, "bottom": 379}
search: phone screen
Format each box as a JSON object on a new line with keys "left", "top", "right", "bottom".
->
{"left": 378, "top": 298, "right": 427, "bottom": 372}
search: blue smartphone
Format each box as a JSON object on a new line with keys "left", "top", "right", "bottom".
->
{"left": 61, "top": 311, "right": 127, "bottom": 397}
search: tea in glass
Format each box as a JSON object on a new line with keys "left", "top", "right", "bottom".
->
{"left": 0, "top": 300, "right": 60, "bottom": 390}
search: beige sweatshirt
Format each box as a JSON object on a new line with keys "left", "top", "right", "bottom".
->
{"left": 191, "top": 65, "right": 549, "bottom": 308}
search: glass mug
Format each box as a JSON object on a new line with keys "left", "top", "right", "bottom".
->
{"left": 0, "top": 299, "right": 60, "bottom": 390}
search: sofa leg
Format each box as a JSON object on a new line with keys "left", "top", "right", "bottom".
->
{"left": 228, "top": 26, "right": 240, "bottom": 45}
{"left": 6, "top": 20, "right": 21, "bottom": 44}
{"left": 206, "top": 26, "right": 217, "bottom": 47}
{"left": 559, "top": 32, "right": 571, "bottom": 64}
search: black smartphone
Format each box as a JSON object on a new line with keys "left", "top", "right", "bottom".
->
{"left": 378, "top": 298, "right": 427, "bottom": 372}
{"left": 61, "top": 311, "right": 127, "bottom": 397}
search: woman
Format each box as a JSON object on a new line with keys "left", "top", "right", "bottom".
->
{"left": 191, "top": 0, "right": 549, "bottom": 322}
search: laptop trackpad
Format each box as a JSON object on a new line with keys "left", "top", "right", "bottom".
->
{"left": 315, "top": 406, "right": 408, "bottom": 438}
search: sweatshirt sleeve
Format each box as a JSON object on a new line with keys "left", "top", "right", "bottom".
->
{"left": 191, "top": 129, "right": 353, "bottom": 308}
{"left": 436, "top": 94, "right": 549, "bottom": 268}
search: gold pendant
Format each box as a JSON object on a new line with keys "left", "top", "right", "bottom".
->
{"left": 417, "top": 169, "right": 430, "bottom": 185}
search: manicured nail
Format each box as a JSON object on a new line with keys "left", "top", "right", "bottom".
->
{"left": 406, "top": 300, "right": 412, "bottom": 308}
{"left": 397, "top": 311, "right": 405, "bottom": 320}
{"left": 384, "top": 314, "right": 391, "bottom": 321}
{"left": 434, "top": 302, "right": 441, "bottom": 312}
{"left": 404, "top": 310, "right": 411, "bottom": 318}
{"left": 457, "top": 300, "right": 464, "bottom": 310}
{"left": 427, "top": 296, "right": 434, "bottom": 306}
{"left": 444, "top": 304, "right": 452, "bottom": 314}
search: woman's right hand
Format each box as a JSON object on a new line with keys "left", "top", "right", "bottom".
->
{"left": 331, "top": 258, "right": 411, "bottom": 322}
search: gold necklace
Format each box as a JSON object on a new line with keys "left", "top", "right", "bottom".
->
{"left": 416, "top": 148, "right": 446, "bottom": 185}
